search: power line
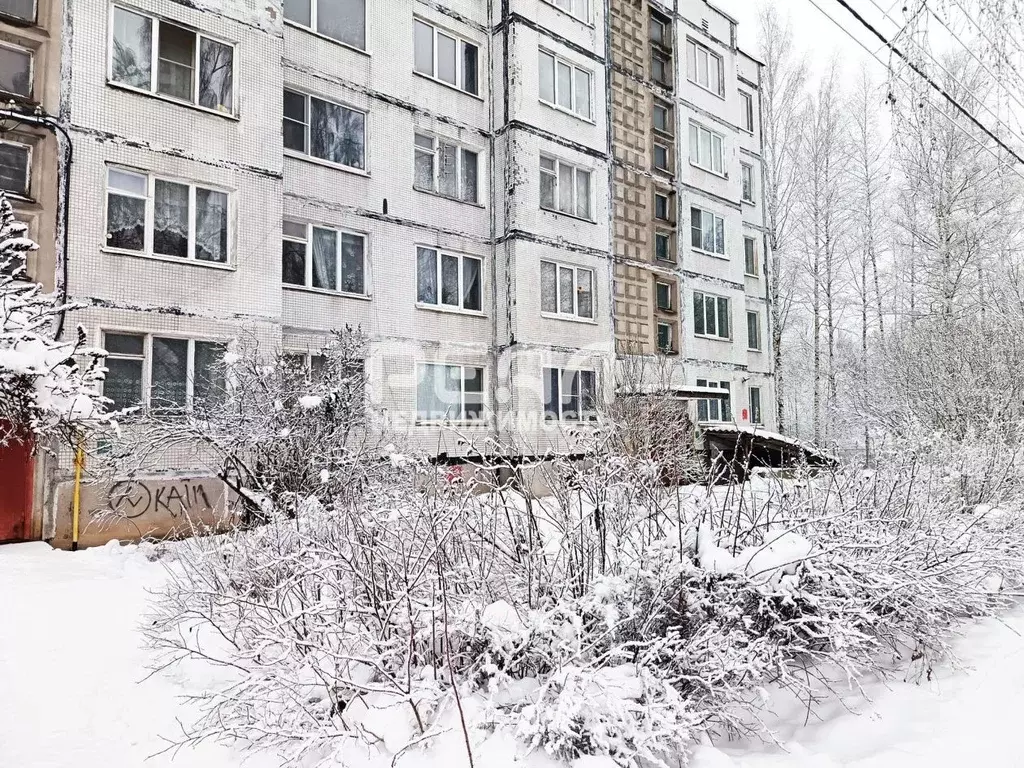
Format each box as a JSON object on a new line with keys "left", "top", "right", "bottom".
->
{"left": 802, "top": 0, "right": 1024, "bottom": 184}
{"left": 828, "top": 0, "right": 1024, "bottom": 167}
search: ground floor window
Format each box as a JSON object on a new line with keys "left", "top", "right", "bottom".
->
{"left": 749, "top": 385, "right": 763, "bottom": 425}
{"left": 696, "top": 378, "right": 731, "bottom": 423}
{"left": 416, "top": 363, "right": 484, "bottom": 422}
{"left": 543, "top": 367, "right": 597, "bottom": 421}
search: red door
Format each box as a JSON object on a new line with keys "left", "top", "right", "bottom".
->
{"left": 0, "top": 437, "right": 33, "bottom": 543}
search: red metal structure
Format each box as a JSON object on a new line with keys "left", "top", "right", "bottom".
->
{"left": 0, "top": 434, "right": 33, "bottom": 543}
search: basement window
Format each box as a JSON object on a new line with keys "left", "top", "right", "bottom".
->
{"left": 109, "top": 6, "right": 235, "bottom": 114}
{"left": 281, "top": 220, "right": 367, "bottom": 295}
{"left": 284, "top": 0, "right": 365, "bottom": 50}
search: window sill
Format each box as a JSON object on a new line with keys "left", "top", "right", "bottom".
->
{"left": 411, "top": 70, "right": 484, "bottom": 102}
{"left": 655, "top": 257, "right": 678, "bottom": 266}
{"left": 0, "top": 12, "right": 36, "bottom": 26}
{"left": 101, "top": 248, "right": 235, "bottom": 271}
{"left": 656, "top": 307, "right": 676, "bottom": 315}
{"left": 540, "top": 206, "right": 595, "bottom": 225}
{"left": 283, "top": 284, "right": 372, "bottom": 301}
{"left": 416, "top": 303, "right": 486, "bottom": 318}
{"left": 690, "top": 161, "right": 727, "bottom": 179}
{"left": 692, "top": 247, "right": 729, "bottom": 261}
{"left": 538, "top": 0, "right": 594, "bottom": 27}
{"left": 694, "top": 333, "right": 732, "bottom": 343}
{"left": 747, "top": 347, "right": 763, "bottom": 353}
{"left": 284, "top": 150, "right": 370, "bottom": 177}
{"left": 3, "top": 191, "right": 34, "bottom": 204}
{"left": 744, "top": 271, "right": 760, "bottom": 278}
{"left": 538, "top": 98, "right": 596, "bottom": 127}
{"left": 742, "top": 197, "right": 756, "bottom": 206}
{"left": 687, "top": 77, "right": 726, "bottom": 100}
{"left": 106, "top": 81, "right": 239, "bottom": 121}
{"left": 413, "top": 186, "right": 485, "bottom": 209}
{"left": 544, "top": 417, "right": 599, "bottom": 425}
{"left": 283, "top": 20, "right": 371, "bottom": 58}
{"left": 540, "top": 312, "right": 597, "bottom": 325}
{"left": 415, "top": 419, "right": 487, "bottom": 427}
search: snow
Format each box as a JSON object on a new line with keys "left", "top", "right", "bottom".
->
{"left": 5, "top": 541, "right": 1024, "bottom": 767}
{"left": 298, "top": 394, "right": 322, "bottom": 410}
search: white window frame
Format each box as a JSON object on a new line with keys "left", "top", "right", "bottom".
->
{"left": 281, "top": 220, "right": 368, "bottom": 295}
{"left": 654, "top": 191, "right": 673, "bottom": 223}
{"left": 540, "top": 155, "right": 592, "bottom": 220}
{"left": 654, "top": 229, "right": 675, "bottom": 263}
{"left": 741, "top": 162, "right": 755, "bottom": 203}
{"left": 689, "top": 121, "right": 724, "bottom": 175}
{"left": 686, "top": 38, "right": 724, "bottom": 97}
{"left": 746, "top": 309, "right": 762, "bottom": 351}
{"left": 107, "top": 5, "right": 237, "bottom": 115}
{"left": 538, "top": 49, "right": 593, "bottom": 120}
{"left": 282, "top": 0, "right": 366, "bottom": 51}
{"left": 413, "top": 18, "right": 480, "bottom": 96}
{"left": 543, "top": 367, "right": 598, "bottom": 422}
{"left": 653, "top": 99, "right": 673, "bottom": 136}
{"left": 696, "top": 378, "right": 731, "bottom": 423}
{"left": 693, "top": 290, "right": 731, "bottom": 340}
{"left": 0, "top": 0, "right": 37, "bottom": 23}
{"left": 541, "top": 260, "right": 594, "bottom": 321}
{"left": 541, "top": 0, "right": 589, "bottom": 22}
{"left": 415, "top": 362, "right": 485, "bottom": 424}
{"left": 655, "top": 279, "right": 675, "bottom": 312}
{"left": 653, "top": 140, "right": 672, "bottom": 173}
{"left": 743, "top": 235, "right": 759, "bottom": 276}
{"left": 657, "top": 321, "right": 676, "bottom": 353}
{"left": 101, "top": 331, "right": 228, "bottom": 411}
{"left": 0, "top": 139, "right": 31, "bottom": 199}
{"left": 416, "top": 247, "right": 484, "bottom": 313}
{"left": 104, "top": 166, "right": 232, "bottom": 265}
{"left": 0, "top": 41, "right": 33, "bottom": 100}
{"left": 739, "top": 90, "right": 755, "bottom": 132}
{"left": 413, "top": 132, "right": 480, "bottom": 204}
{"left": 690, "top": 206, "right": 725, "bottom": 256}
{"left": 748, "top": 385, "right": 763, "bottom": 425}
{"left": 283, "top": 88, "right": 367, "bottom": 172}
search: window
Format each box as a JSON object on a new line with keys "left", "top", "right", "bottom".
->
{"left": 545, "top": 0, "right": 588, "bottom": 21}
{"left": 744, "top": 236, "right": 758, "bottom": 275}
{"left": 414, "top": 133, "right": 479, "bottom": 203}
{"left": 741, "top": 162, "right": 755, "bottom": 202}
{"left": 693, "top": 291, "right": 730, "bottom": 339}
{"left": 686, "top": 38, "right": 724, "bottom": 96}
{"left": 413, "top": 19, "right": 479, "bottom": 95}
{"left": 105, "top": 167, "right": 229, "bottom": 263}
{"left": 655, "top": 280, "right": 674, "bottom": 312}
{"left": 0, "top": 43, "right": 31, "bottom": 98}
{"left": 0, "top": 0, "right": 35, "bottom": 22}
{"left": 690, "top": 207, "right": 725, "bottom": 255}
{"left": 0, "top": 141, "right": 30, "bottom": 197}
{"left": 740, "top": 90, "right": 754, "bottom": 132}
{"left": 543, "top": 368, "right": 597, "bottom": 421}
{"left": 539, "top": 50, "right": 592, "bottom": 120}
{"left": 541, "top": 261, "right": 594, "bottom": 319}
{"left": 689, "top": 122, "right": 724, "bottom": 174}
{"left": 540, "top": 156, "right": 591, "bottom": 219}
{"left": 102, "top": 332, "right": 226, "bottom": 412}
{"left": 654, "top": 192, "right": 673, "bottom": 223}
{"left": 110, "top": 6, "right": 235, "bottom": 113}
{"left": 283, "top": 89, "right": 366, "bottom": 170}
{"left": 417, "top": 363, "right": 483, "bottom": 422}
{"left": 655, "top": 230, "right": 674, "bottom": 263}
{"left": 657, "top": 322, "right": 675, "bottom": 353}
{"left": 653, "top": 100, "right": 673, "bottom": 135}
{"left": 653, "top": 141, "right": 672, "bottom": 173}
{"left": 281, "top": 220, "right": 366, "bottom": 294}
{"left": 746, "top": 310, "right": 761, "bottom": 350}
{"left": 650, "top": 12, "right": 671, "bottom": 48}
{"left": 696, "top": 379, "right": 731, "bottom": 422}
{"left": 283, "top": 0, "right": 365, "bottom": 50}
{"left": 749, "top": 386, "right": 763, "bottom": 425}
{"left": 651, "top": 50, "right": 672, "bottom": 89}
{"left": 417, "top": 247, "right": 482, "bottom": 312}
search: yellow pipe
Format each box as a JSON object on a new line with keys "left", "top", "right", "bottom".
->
{"left": 71, "top": 432, "right": 85, "bottom": 551}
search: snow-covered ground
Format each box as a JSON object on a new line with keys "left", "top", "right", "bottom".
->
{"left": 3, "top": 540, "right": 1024, "bottom": 768}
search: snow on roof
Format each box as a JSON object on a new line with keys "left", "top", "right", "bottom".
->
{"left": 700, "top": 423, "right": 839, "bottom": 464}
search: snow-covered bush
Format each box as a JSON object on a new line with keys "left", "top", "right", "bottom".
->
{"left": 0, "top": 192, "right": 109, "bottom": 443}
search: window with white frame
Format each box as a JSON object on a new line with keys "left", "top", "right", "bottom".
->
{"left": 653, "top": 140, "right": 672, "bottom": 173}
{"left": 543, "top": 367, "right": 597, "bottom": 421}
{"left": 744, "top": 235, "right": 758, "bottom": 275}
{"left": 686, "top": 38, "right": 723, "bottom": 96}
{"left": 690, "top": 206, "right": 725, "bottom": 255}
{"left": 538, "top": 49, "right": 592, "bottom": 120}
{"left": 282, "top": 220, "right": 366, "bottom": 294}
{"left": 654, "top": 191, "right": 673, "bottom": 223}
{"left": 417, "top": 363, "right": 483, "bottom": 422}
{"left": 0, "top": 43, "right": 31, "bottom": 99}
{"left": 414, "top": 133, "right": 479, "bottom": 203}
{"left": 541, "top": 261, "right": 594, "bottom": 320}
{"left": 0, "top": 0, "right": 35, "bottom": 22}
{"left": 283, "top": 89, "right": 366, "bottom": 170}
{"left": 655, "top": 230, "right": 674, "bottom": 263}
{"left": 653, "top": 99, "right": 673, "bottom": 135}
{"left": 746, "top": 310, "right": 761, "bottom": 350}
{"left": 749, "top": 385, "right": 763, "bottom": 424}
{"left": 283, "top": 0, "right": 365, "bottom": 50}
{"left": 689, "top": 122, "right": 724, "bottom": 174}
{"left": 657, "top": 321, "right": 675, "bottom": 353}
{"left": 544, "top": 0, "right": 588, "bottom": 21}
{"left": 696, "top": 378, "right": 731, "bottom": 422}
{"left": 655, "top": 280, "right": 674, "bottom": 312}
{"left": 741, "top": 162, "right": 755, "bottom": 202}
{"left": 102, "top": 332, "right": 226, "bottom": 412}
{"left": 0, "top": 140, "right": 30, "bottom": 198}
{"left": 693, "top": 291, "right": 730, "bottom": 339}
{"left": 540, "top": 156, "right": 591, "bottom": 219}
{"left": 413, "top": 19, "right": 479, "bottom": 95}
{"left": 417, "top": 247, "right": 482, "bottom": 312}
{"left": 740, "top": 90, "right": 754, "bottom": 132}
{"left": 105, "top": 167, "right": 229, "bottom": 263}
{"left": 109, "top": 6, "right": 234, "bottom": 113}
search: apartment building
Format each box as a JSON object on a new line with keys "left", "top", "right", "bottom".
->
{"left": 609, "top": 0, "right": 773, "bottom": 430}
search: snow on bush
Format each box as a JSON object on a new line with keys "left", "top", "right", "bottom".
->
{"left": 0, "top": 193, "right": 109, "bottom": 443}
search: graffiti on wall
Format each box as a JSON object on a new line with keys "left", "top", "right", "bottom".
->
{"left": 105, "top": 479, "right": 219, "bottom": 520}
